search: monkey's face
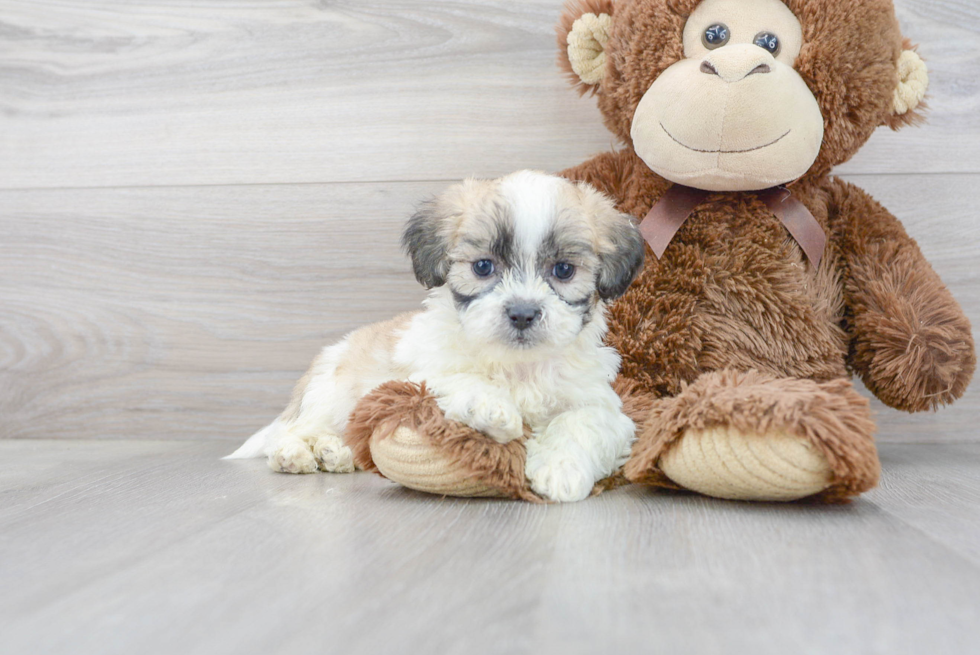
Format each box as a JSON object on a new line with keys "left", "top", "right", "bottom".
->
{"left": 630, "top": 0, "right": 823, "bottom": 191}
{"left": 559, "top": 0, "right": 927, "bottom": 189}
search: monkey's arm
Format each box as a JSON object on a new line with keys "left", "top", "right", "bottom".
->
{"left": 827, "top": 177, "right": 975, "bottom": 412}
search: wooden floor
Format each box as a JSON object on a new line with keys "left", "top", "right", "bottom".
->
{"left": 1, "top": 439, "right": 979, "bottom": 655}
{"left": 2, "top": 1, "right": 979, "bottom": 653}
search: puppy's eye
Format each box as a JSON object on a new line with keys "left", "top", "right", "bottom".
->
{"left": 472, "top": 259, "right": 495, "bottom": 277}
{"left": 553, "top": 262, "right": 575, "bottom": 281}
{"left": 753, "top": 32, "right": 780, "bottom": 56}
{"left": 702, "top": 24, "right": 730, "bottom": 50}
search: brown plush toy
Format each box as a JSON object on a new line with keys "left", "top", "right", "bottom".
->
{"left": 350, "top": 0, "right": 975, "bottom": 502}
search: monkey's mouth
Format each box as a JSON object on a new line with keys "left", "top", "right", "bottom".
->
{"left": 660, "top": 123, "right": 791, "bottom": 154}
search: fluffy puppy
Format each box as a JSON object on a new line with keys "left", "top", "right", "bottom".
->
{"left": 228, "top": 170, "right": 645, "bottom": 502}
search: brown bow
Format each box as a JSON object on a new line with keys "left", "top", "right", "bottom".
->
{"left": 638, "top": 185, "right": 827, "bottom": 268}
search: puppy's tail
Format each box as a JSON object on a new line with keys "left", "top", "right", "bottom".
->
{"left": 223, "top": 419, "right": 281, "bottom": 459}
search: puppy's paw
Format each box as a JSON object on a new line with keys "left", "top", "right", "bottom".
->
{"left": 444, "top": 393, "right": 524, "bottom": 443}
{"left": 313, "top": 435, "right": 355, "bottom": 473}
{"left": 474, "top": 402, "right": 524, "bottom": 443}
{"left": 269, "top": 441, "right": 319, "bottom": 474}
{"left": 526, "top": 452, "right": 594, "bottom": 503}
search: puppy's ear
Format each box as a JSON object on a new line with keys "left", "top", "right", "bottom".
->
{"left": 597, "top": 214, "right": 645, "bottom": 299}
{"left": 581, "top": 185, "right": 644, "bottom": 299}
{"left": 571, "top": 181, "right": 643, "bottom": 299}
{"left": 402, "top": 199, "right": 450, "bottom": 289}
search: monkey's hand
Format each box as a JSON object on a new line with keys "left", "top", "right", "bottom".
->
{"left": 830, "top": 178, "right": 975, "bottom": 412}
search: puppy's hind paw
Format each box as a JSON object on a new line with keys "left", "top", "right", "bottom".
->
{"left": 526, "top": 454, "right": 594, "bottom": 503}
{"left": 269, "top": 442, "right": 319, "bottom": 474}
{"left": 314, "top": 435, "right": 355, "bottom": 473}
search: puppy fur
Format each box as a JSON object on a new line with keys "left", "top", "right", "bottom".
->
{"left": 227, "top": 170, "right": 645, "bottom": 502}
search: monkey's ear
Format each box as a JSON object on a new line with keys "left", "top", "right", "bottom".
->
{"left": 402, "top": 200, "right": 450, "bottom": 289}
{"left": 887, "top": 44, "right": 929, "bottom": 129}
{"left": 557, "top": 0, "right": 616, "bottom": 95}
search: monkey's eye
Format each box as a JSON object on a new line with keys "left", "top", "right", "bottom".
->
{"left": 472, "top": 259, "right": 495, "bottom": 277}
{"left": 553, "top": 262, "right": 576, "bottom": 281}
{"left": 753, "top": 32, "right": 780, "bottom": 56}
{"left": 702, "top": 24, "right": 730, "bottom": 50}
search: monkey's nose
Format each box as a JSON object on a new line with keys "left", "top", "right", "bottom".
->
{"left": 701, "top": 45, "right": 774, "bottom": 83}
{"left": 507, "top": 303, "right": 542, "bottom": 331}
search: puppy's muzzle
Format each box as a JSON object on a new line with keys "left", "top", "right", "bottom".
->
{"left": 507, "top": 302, "right": 542, "bottom": 331}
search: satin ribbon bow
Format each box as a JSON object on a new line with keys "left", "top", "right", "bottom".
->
{"left": 638, "top": 185, "right": 827, "bottom": 268}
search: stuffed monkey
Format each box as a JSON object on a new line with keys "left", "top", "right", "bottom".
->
{"left": 349, "top": 0, "right": 974, "bottom": 502}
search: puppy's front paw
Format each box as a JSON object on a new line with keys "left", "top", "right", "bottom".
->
{"left": 475, "top": 402, "right": 524, "bottom": 443}
{"left": 269, "top": 441, "right": 319, "bottom": 474}
{"left": 313, "top": 435, "right": 355, "bottom": 473}
{"left": 444, "top": 394, "right": 524, "bottom": 443}
{"left": 526, "top": 451, "right": 594, "bottom": 503}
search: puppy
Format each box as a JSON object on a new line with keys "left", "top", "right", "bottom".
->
{"left": 227, "top": 170, "right": 645, "bottom": 502}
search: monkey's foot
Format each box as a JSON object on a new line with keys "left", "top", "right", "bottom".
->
{"left": 625, "top": 370, "right": 879, "bottom": 502}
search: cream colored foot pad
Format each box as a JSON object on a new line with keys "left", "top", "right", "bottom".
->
{"left": 660, "top": 427, "right": 832, "bottom": 501}
{"left": 371, "top": 426, "right": 505, "bottom": 498}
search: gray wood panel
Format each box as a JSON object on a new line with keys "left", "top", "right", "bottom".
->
{"left": 1, "top": 174, "right": 977, "bottom": 443}
{"left": 0, "top": 0, "right": 978, "bottom": 190}
{"left": 2, "top": 3, "right": 978, "bottom": 653}
{"left": 871, "top": 443, "right": 980, "bottom": 566}
{"left": 0, "top": 182, "right": 435, "bottom": 440}
{"left": 1, "top": 439, "right": 978, "bottom": 655}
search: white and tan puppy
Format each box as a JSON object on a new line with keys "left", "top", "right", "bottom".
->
{"left": 227, "top": 170, "right": 645, "bottom": 502}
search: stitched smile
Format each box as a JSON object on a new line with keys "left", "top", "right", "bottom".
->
{"left": 660, "top": 123, "right": 791, "bottom": 154}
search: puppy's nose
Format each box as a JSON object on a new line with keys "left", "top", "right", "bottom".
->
{"left": 507, "top": 303, "right": 542, "bottom": 331}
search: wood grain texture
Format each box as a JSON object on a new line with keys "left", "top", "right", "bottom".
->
{"left": 872, "top": 443, "right": 980, "bottom": 566}
{"left": 1, "top": 174, "right": 977, "bottom": 443}
{"left": 0, "top": 182, "right": 434, "bottom": 440}
{"left": 0, "top": 0, "right": 978, "bottom": 189}
{"left": 1, "top": 440, "right": 978, "bottom": 655}
{"left": 2, "top": 4, "right": 978, "bottom": 652}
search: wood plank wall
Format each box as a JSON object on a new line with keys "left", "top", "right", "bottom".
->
{"left": 1, "top": 0, "right": 978, "bottom": 442}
